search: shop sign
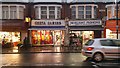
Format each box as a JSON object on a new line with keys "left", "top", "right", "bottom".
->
{"left": 69, "top": 20, "right": 102, "bottom": 26}
{"left": 31, "top": 20, "right": 65, "bottom": 26}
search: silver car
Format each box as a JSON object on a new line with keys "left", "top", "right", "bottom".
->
{"left": 82, "top": 38, "right": 120, "bottom": 62}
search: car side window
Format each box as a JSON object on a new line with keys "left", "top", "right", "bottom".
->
{"left": 113, "top": 40, "right": 120, "bottom": 47}
{"left": 100, "top": 40, "right": 117, "bottom": 46}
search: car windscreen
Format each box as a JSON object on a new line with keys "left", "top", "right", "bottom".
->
{"left": 85, "top": 40, "right": 94, "bottom": 46}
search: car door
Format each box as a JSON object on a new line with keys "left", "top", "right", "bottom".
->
{"left": 100, "top": 39, "right": 119, "bottom": 58}
{"left": 113, "top": 40, "right": 120, "bottom": 58}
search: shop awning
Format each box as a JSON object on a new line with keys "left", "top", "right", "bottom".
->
{"left": 69, "top": 26, "right": 104, "bottom": 31}
{"left": 28, "top": 26, "right": 66, "bottom": 30}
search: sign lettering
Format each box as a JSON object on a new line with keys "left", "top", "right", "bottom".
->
{"left": 69, "top": 20, "right": 102, "bottom": 26}
{"left": 35, "top": 21, "right": 46, "bottom": 25}
{"left": 31, "top": 20, "right": 65, "bottom": 26}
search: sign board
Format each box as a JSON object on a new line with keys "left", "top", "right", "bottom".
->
{"left": 69, "top": 20, "right": 102, "bottom": 26}
{"left": 31, "top": 20, "right": 65, "bottom": 26}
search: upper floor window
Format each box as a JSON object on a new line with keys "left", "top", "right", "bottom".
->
{"left": 10, "top": 6, "right": 17, "bottom": 19}
{"left": 19, "top": 6, "right": 24, "bottom": 19}
{"left": 78, "top": 6, "right": 84, "bottom": 19}
{"left": 2, "top": 5, "right": 25, "bottom": 19}
{"left": 94, "top": 6, "right": 97, "bottom": 18}
{"left": 57, "top": 7, "right": 61, "bottom": 19}
{"left": 2, "top": 6, "right": 9, "bottom": 19}
{"left": 86, "top": 6, "right": 92, "bottom": 19}
{"left": 34, "top": 5, "right": 62, "bottom": 19}
{"left": 71, "top": 6, "right": 76, "bottom": 19}
{"left": 41, "top": 6, "right": 47, "bottom": 19}
{"left": 70, "top": 5, "right": 97, "bottom": 19}
{"left": 106, "top": 4, "right": 120, "bottom": 20}
{"left": 49, "top": 6, "right": 55, "bottom": 19}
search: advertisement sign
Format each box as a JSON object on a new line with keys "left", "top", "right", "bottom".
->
{"left": 31, "top": 20, "right": 65, "bottom": 26}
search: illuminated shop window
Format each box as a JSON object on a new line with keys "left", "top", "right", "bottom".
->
{"left": 0, "top": 32, "right": 20, "bottom": 46}
{"left": 31, "top": 30, "right": 64, "bottom": 46}
{"left": 106, "top": 29, "right": 117, "bottom": 39}
{"left": 70, "top": 31, "right": 94, "bottom": 44}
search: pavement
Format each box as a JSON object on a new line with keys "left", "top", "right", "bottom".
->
{"left": 2, "top": 46, "right": 82, "bottom": 54}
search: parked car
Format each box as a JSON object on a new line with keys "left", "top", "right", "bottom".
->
{"left": 82, "top": 38, "right": 120, "bottom": 62}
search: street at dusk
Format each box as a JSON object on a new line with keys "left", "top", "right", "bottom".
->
{"left": 1, "top": 0, "right": 120, "bottom": 68}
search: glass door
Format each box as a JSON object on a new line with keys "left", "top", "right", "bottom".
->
{"left": 54, "top": 30, "right": 61, "bottom": 46}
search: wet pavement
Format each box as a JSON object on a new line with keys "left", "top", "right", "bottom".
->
{"left": 1, "top": 46, "right": 120, "bottom": 68}
{"left": 2, "top": 53, "right": 86, "bottom": 66}
{"left": 2, "top": 46, "right": 82, "bottom": 54}
{"left": 1, "top": 53, "right": 120, "bottom": 68}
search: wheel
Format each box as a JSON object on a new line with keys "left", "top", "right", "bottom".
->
{"left": 93, "top": 53, "right": 104, "bottom": 62}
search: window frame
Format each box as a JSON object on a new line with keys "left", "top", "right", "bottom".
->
{"left": 49, "top": 6, "right": 55, "bottom": 19}
{"left": 34, "top": 5, "right": 62, "bottom": 19}
{"left": 41, "top": 6, "right": 47, "bottom": 19}
{"left": 78, "top": 6, "right": 84, "bottom": 19}
{"left": 2, "top": 5, "right": 25, "bottom": 19}
{"left": 86, "top": 6, "right": 92, "bottom": 19}
{"left": 2, "top": 6, "right": 9, "bottom": 19}
{"left": 106, "top": 4, "right": 120, "bottom": 20}
{"left": 70, "top": 4, "right": 98, "bottom": 20}
{"left": 71, "top": 6, "right": 76, "bottom": 19}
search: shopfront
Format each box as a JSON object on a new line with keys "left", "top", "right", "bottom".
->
{"left": 29, "top": 20, "right": 65, "bottom": 46}
{"left": 69, "top": 20, "right": 103, "bottom": 44}
{"left": 0, "top": 31, "right": 20, "bottom": 46}
{"left": 70, "top": 31, "right": 94, "bottom": 44}
{"left": 105, "top": 20, "right": 120, "bottom": 39}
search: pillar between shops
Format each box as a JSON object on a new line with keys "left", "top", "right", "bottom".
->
{"left": 64, "top": 17, "right": 69, "bottom": 46}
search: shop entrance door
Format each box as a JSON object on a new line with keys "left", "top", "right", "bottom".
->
{"left": 54, "top": 30, "right": 62, "bottom": 46}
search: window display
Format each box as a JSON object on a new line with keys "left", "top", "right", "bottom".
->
{"left": 82, "top": 31, "right": 94, "bottom": 44}
{"left": 70, "top": 31, "right": 94, "bottom": 45}
{"left": 31, "top": 30, "right": 64, "bottom": 46}
{"left": 0, "top": 32, "right": 20, "bottom": 46}
{"left": 106, "top": 29, "right": 117, "bottom": 39}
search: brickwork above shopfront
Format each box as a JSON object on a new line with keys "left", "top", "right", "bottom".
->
{"left": 1, "top": 20, "right": 28, "bottom": 32}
